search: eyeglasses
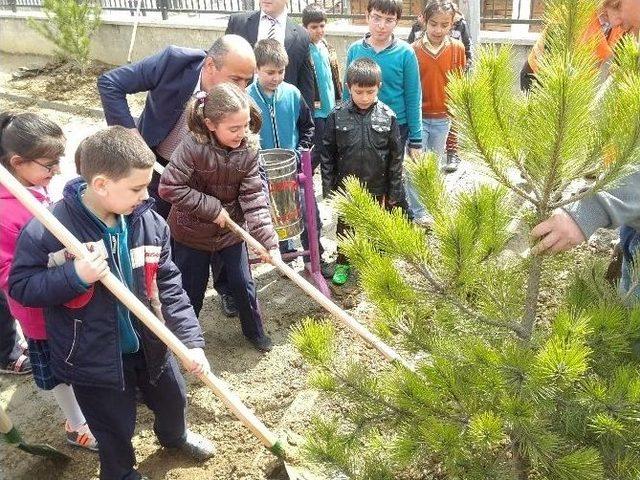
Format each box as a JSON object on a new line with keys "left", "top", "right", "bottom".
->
{"left": 369, "top": 14, "right": 397, "bottom": 26}
{"left": 32, "top": 158, "right": 60, "bottom": 173}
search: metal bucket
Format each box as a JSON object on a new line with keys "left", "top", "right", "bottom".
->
{"left": 260, "top": 148, "right": 303, "bottom": 241}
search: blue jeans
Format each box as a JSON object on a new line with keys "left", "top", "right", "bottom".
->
{"left": 620, "top": 226, "right": 640, "bottom": 299}
{"left": 405, "top": 117, "right": 451, "bottom": 219}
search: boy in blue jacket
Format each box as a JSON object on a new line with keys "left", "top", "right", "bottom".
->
{"left": 9, "top": 126, "right": 214, "bottom": 480}
{"left": 248, "top": 39, "right": 331, "bottom": 276}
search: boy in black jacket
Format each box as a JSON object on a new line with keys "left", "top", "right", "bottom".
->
{"left": 321, "top": 58, "right": 404, "bottom": 286}
{"left": 9, "top": 127, "right": 214, "bottom": 480}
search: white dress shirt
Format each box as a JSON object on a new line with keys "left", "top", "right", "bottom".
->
{"left": 257, "top": 10, "right": 287, "bottom": 46}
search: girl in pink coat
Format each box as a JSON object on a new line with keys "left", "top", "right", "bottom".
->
{"left": 0, "top": 112, "right": 98, "bottom": 451}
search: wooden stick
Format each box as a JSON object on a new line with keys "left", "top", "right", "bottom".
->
{"left": 225, "top": 218, "right": 411, "bottom": 370}
{"left": 0, "top": 165, "right": 284, "bottom": 456}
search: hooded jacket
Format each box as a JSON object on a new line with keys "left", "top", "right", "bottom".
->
{"left": 0, "top": 184, "right": 48, "bottom": 340}
{"left": 159, "top": 134, "right": 278, "bottom": 253}
{"left": 8, "top": 177, "right": 204, "bottom": 389}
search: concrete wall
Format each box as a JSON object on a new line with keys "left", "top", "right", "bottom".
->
{"left": 0, "top": 11, "right": 535, "bottom": 70}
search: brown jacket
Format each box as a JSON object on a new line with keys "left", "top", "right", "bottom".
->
{"left": 159, "top": 134, "right": 278, "bottom": 253}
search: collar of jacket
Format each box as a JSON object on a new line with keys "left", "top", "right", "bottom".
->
{"left": 345, "top": 99, "right": 379, "bottom": 114}
{"left": 62, "top": 177, "right": 154, "bottom": 231}
{"left": 361, "top": 32, "right": 398, "bottom": 51}
{"left": 251, "top": 79, "right": 282, "bottom": 105}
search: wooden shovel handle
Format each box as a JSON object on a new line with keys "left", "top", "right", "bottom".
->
{"left": 0, "top": 165, "right": 280, "bottom": 452}
{"left": 225, "top": 218, "right": 411, "bottom": 369}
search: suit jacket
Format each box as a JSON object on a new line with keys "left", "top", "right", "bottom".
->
{"left": 98, "top": 46, "right": 205, "bottom": 148}
{"left": 226, "top": 11, "right": 315, "bottom": 110}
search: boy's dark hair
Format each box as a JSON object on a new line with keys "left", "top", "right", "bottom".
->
{"left": 254, "top": 39, "right": 289, "bottom": 69}
{"left": 302, "top": 4, "right": 327, "bottom": 26}
{"left": 79, "top": 126, "right": 155, "bottom": 182}
{"left": 0, "top": 112, "right": 65, "bottom": 171}
{"left": 367, "top": 0, "right": 402, "bottom": 20}
{"left": 422, "top": 0, "right": 455, "bottom": 23}
{"left": 346, "top": 58, "right": 382, "bottom": 87}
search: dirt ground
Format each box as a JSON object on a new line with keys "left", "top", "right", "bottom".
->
{"left": 0, "top": 55, "right": 621, "bottom": 480}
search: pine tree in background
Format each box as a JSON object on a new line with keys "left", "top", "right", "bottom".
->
{"left": 291, "top": 1, "right": 640, "bottom": 478}
{"left": 28, "top": 0, "right": 101, "bottom": 73}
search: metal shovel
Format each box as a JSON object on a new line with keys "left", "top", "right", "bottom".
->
{"left": 0, "top": 405, "right": 71, "bottom": 460}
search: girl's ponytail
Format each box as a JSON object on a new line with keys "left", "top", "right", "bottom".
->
{"left": 186, "top": 94, "right": 212, "bottom": 143}
{"left": 248, "top": 98, "right": 263, "bottom": 134}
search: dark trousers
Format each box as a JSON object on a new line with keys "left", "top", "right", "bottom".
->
{"left": 0, "top": 292, "right": 16, "bottom": 366}
{"left": 173, "top": 240, "right": 265, "bottom": 339}
{"left": 311, "top": 116, "right": 327, "bottom": 171}
{"left": 73, "top": 352, "right": 187, "bottom": 480}
{"left": 397, "top": 124, "right": 414, "bottom": 220}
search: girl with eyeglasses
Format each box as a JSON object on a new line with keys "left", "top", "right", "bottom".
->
{"left": 0, "top": 111, "right": 99, "bottom": 451}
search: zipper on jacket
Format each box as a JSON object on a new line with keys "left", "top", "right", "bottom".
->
{"left": 64, "top": 319, "right": 82, "bottom": 366}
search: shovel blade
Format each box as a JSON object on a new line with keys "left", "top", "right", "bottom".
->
{"left": 17, "top": 442, "right": 71, "bottom": 461}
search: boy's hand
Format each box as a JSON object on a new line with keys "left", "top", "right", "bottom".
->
{"left": 213, "top": 208, "right": 229, "bottom": 228}
{"left": 184, "top": 348, "right": 211, "bottom": 375}
{"left": 74, "top": 250, "right": 109, "bottom": 285}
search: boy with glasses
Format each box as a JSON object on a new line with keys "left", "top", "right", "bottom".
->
{"left": 343, "top": 0, "right": 422, "bottom": 165}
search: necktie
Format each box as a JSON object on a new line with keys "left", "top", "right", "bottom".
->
{"left": 266, "top": 15, "right": 277, "bottom": 39}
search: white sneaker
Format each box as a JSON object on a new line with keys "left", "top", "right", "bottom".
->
{"left": 65, "top": 421, "right": 99, "bottom": 451}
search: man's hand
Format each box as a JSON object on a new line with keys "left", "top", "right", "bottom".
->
{"left": 74, "top": 250, "right": 109, "bottom": 284}
{"left": 531, "top": 209, "right": 586, "bottom": 255}
{"left": 213, "top": 208, "right": 229, "bottom": 228}
{"left": 183, "top": 348, "right": 210, "bottom": 374}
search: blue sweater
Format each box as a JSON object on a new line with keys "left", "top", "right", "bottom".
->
{"left": 310, "top": 42, "right": 336, "bottom": 119}
{"left": 247, "top": 80, "right": 314, "bottom": 152}
{"left": 344, "top": 34, "right": 422, "bottom": 150}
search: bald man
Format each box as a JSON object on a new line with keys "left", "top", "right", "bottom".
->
{"left": 98, "top": 35, "right": 257, "bottom": 318}
{"left": 98, "top": 35, "right": 256, "bottom": 218}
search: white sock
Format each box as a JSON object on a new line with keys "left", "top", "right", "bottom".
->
{"left": 52, "top": 384, "right": 86, "bottom": 430}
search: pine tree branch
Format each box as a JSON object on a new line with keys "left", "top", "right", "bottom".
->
{"left": 413, "top": 264, "right": 526, "bottom": 337}
{"left": 457, "top": 85, "right": 540, "bottom": 207}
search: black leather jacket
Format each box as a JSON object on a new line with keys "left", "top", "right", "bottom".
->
{"left": 321, "top": 100, "right": 405, "bottom": 203}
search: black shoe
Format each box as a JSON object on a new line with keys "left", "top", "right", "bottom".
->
{"left": 248, "top": 334, "right": 273, "bottom": 352}
{"left": 173, "top": 430, "right": 216, "bottom": 461}
{"left": 320, "top": 261, "right": 333, "bottom": 279}
{"left": 220, "top": 294, "right": 238, "bottom": 317}
{"left": 444, "top": 152, "right": 461, "bottom": 173}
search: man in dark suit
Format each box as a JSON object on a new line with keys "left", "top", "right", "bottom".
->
{"left": 98, "top": 34, "right": 256, "bottom": 318}
{"left": 226, "top": 0, "right": 315, "bottom": 109}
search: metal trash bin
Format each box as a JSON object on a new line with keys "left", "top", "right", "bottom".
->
{"left": 260, "top": 148, "right": 303, "bottom": 241}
